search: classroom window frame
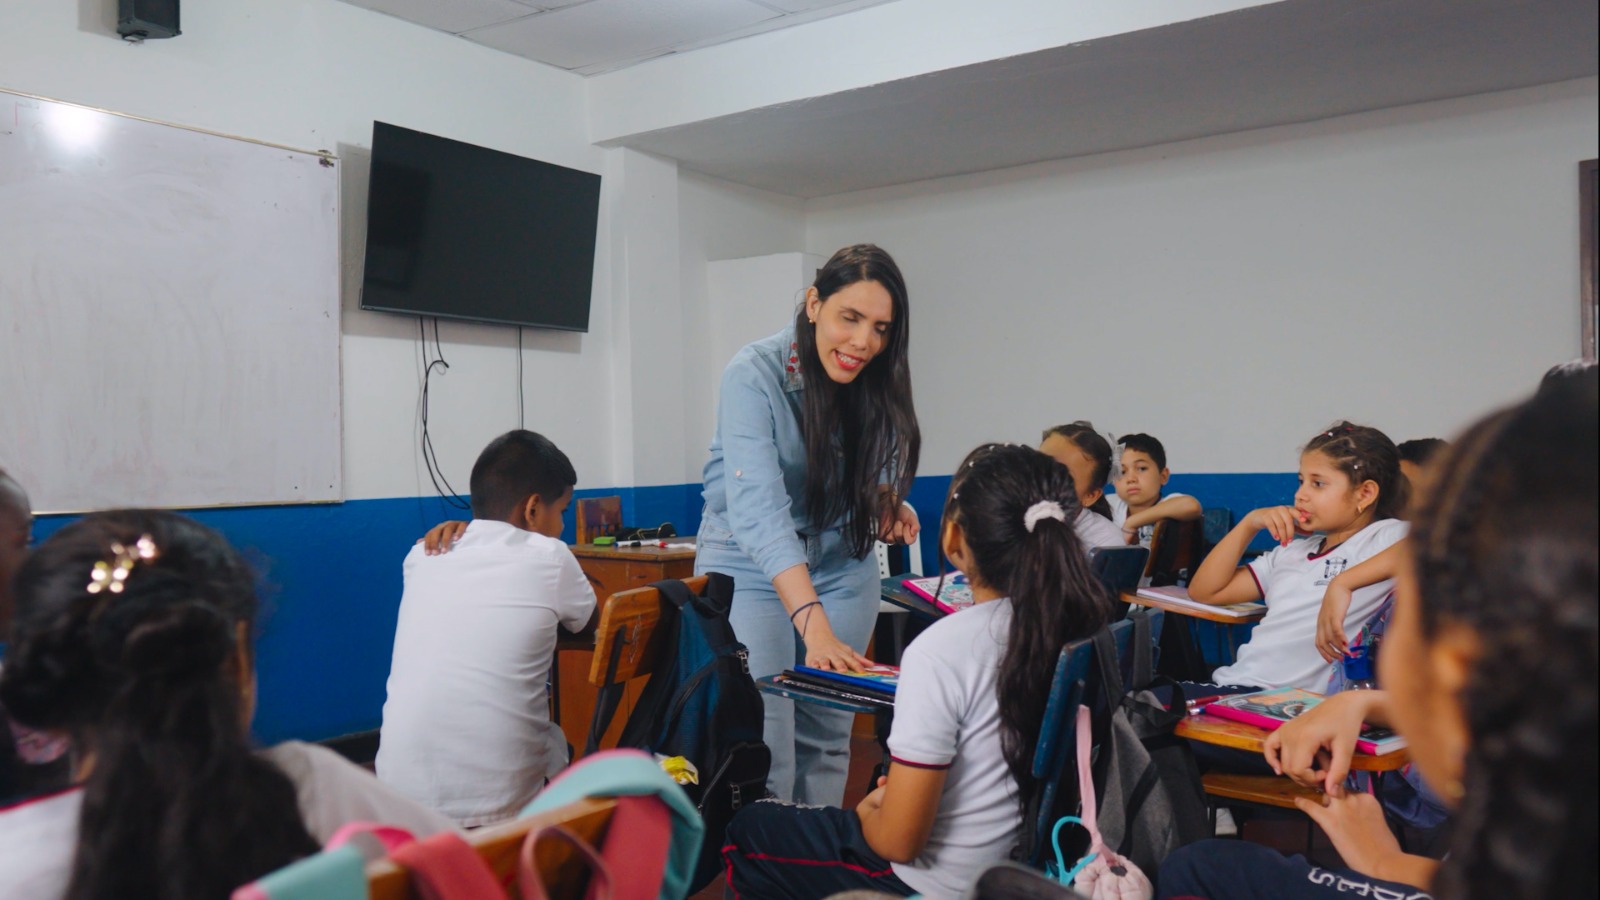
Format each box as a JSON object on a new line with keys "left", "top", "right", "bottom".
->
{"left": 1582, "top": 158, "right": 1597, "bottom": 362}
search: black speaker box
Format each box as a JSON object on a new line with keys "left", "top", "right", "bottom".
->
{"left": 118, "top": 0, "right": 180, "bottom": 40}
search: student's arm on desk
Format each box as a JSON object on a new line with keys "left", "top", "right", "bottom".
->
{"left": 856, "top": 764, "right": 947, "bottom": 863}
{"left": 1187, "top": 506, "right": 1301, "bottom": 605}
{"left": 1263, "top": 690, "right": 1392, "bottom": 793}
{"left": 1316, "top": 540, "right": 1405, "bottom": 661}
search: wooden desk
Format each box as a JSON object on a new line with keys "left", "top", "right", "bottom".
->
{"left": 558, "top": 541, "right": 696, "bottom": 756}
{"left": 1176, "top": 713, "right": 1408, "bottom": 772}
{"left": 1120, "top": 590, "right": 1266, "bottom": 625}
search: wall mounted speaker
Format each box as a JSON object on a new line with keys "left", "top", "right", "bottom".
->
{"left": 118, "top": 0, "right": 180, "bottom": 41}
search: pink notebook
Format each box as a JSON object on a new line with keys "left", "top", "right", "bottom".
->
{"left": 1204, "top": 688, "right": 1407, "bottom": 755}
{"left": 900, "top": 574, "right": 975, "bottom": 615}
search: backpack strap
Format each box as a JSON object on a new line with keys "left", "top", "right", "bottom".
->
{"left": 390, "top": 832, "right": 509, "bottom": 900}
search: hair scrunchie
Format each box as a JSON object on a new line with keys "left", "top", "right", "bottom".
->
{"left": 1023, "top": 500, "right": 1067, "bottom": 533}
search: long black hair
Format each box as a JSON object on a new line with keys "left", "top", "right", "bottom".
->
{"left": 1410, "top": 378, "right": 1597, "bottom": 900}
{"left": 1040, "top": 422, "right": 1114, "bottom": 519}
{"left": 0, "top": 510, "right": 319, "bottom": 899}
{"left": 795, "top": 244, "right": 920, "bottom": 558}
{"left": 942, "top": 444, "right": 1114, "bottom": 818}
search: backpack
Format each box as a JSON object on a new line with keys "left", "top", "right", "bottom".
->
{"left": 1087, "top": 614, "right": 1210, "bottom": 876}
{"left": 598, "top": 574, "right": 771, "bottom": 894}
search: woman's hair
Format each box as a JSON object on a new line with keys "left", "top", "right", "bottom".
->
{"left": 1411, "top": 378, "right": 1597, "bottom": 900}
{"left": 1041, "top": 421, "right": 1114, "bottom": 518}
{"left": 794, "top": 244, "right": 920, "bottom": 558}
{"left": 0, "top": 510, "right": 318, "bottom": 899}
{"left": 942, "top": 444, "right": 1114, "bottom": 820}
{"left": 1302, "top": 421, "right": 1408, "bottom": 521}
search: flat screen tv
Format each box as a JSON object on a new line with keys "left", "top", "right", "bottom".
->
{"left": 360, "top": 122, "right": 601, "bottom": 332}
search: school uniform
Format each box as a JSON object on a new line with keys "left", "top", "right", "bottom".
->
{"left": 724, "top": 599, "right": 1019, "bottom": 900}
{"left": 1076, "top": 508, "right": 1128, "bottom": 552}
{"left": 1158, "top": 838, "right": 1434, "bottom": 899}
{"left": 697, "top": 325, "right": 884, "bottom": 806}
{"left": 1105, "top": 491, "right": 1194, "bottom": 548}
{"left": 1211, "top": 519, "right": 1408, "bottom": 692}
{"left": 377, "top": 520, "right": 596, "bottom": 826}
{"left": 0, "top": 741, "right": 457, "bottom": 899}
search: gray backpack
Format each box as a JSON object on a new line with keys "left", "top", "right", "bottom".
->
{"left": 1088, "top": 617, "right": 1210, "bottom": 875}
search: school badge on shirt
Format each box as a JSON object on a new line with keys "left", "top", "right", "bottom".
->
{"left": 1317, "top": 557, "right": 1349, "bottom": 586}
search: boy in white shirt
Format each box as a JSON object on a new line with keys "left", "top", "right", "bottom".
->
{"left": 376, "top": 430, "right": 598, "bottom": 826}
{"left": 1106, "top": 433, "right": 1202, "bottom": 548}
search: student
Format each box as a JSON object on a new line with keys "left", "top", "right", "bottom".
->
{"left": 1159, "top": 375, "right": 1598, "bottom": 900}
{"left": 1186, "top": 422, "right": 1409, "bottom": 692}
{"left": 0, "top": 510, "right": 455, "bottom": 900}
{"left": 1106, "top": 433, "right": 1202, "bottom": 548}
{"left": 378, "top": 430, "right": 597, "bottom": 826}
{"left": 722, "top": 444, "right": 1115, "bottom": 899}
{"left": 1039, "top": 422, "right": 1126, "bottom": 551}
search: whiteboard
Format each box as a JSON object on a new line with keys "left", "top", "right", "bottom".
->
{"left": 0, "top": 90, "right": 341, "bottom": 512}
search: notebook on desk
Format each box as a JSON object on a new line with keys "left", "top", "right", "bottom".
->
{"left": 901, "top": 574, "right": 975, "bottom": 615}
{"left": 1135, "top": 585, "right": 1265, "bottom": 618}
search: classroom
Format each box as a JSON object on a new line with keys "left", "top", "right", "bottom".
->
{"left": 0, "top": 1, "right": 1595, "bottom": 897}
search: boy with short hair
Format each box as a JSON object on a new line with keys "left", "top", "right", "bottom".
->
{"left": 376, "top": 430, "right": 597, "bottom": 826}
{"left": 1107, "top": 433, "right": 1202, "bottom": 547}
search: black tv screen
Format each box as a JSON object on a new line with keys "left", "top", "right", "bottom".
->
{"left": 360, "top": 122, "right": 601, "bottom": 332}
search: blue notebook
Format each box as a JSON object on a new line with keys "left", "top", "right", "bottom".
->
{"left": 793, "top": 663, "right": 899, "bottom": 695}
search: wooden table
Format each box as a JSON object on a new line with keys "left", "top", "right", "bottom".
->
{"left": 1176, "top": 712, "right": 1408, "bottom": 772}
{"left": 557, "top": 540, "right": 696, "bottom": 756}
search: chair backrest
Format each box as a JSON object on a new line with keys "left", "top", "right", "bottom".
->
{"left": 1144, "top": 518, "right": 1206, "bottom": 585}
{"left": 588, "top": 575, "right": 709, "bottom": 687}
{"left": 874, "top": 530, "right": 926, "bottom": 579}
{"left": 365, "top": 796, "right": 619, "bottom": 900}
{"left": 1089, "top": 545, "right": 1149, "bottom": 596}
{"left": 1025, "top": 615, "right": 1146, "bottom": 866}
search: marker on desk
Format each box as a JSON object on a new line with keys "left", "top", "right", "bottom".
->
{"left": 1184, "top": 694, "right": 1227, "bottom": 715}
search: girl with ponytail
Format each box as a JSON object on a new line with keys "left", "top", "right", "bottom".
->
{"left": 0, "top": 510, "right": 455, "bottom": 899}
{"left": 722, "top": 444, "right": 1114, "bottom": 899}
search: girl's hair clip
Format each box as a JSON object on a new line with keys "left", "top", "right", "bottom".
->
{"left": 87, "top": 535, "right": 158, "bottom": 595}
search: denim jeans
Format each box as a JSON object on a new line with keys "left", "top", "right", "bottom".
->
{"left": 696, "top": 513, "right": 880, "bottom": 805}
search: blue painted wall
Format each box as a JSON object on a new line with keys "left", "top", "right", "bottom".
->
{"left": 31, "top": 473, "right": 1291, "bottom": 743}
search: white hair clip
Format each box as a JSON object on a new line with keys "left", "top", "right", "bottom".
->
{"left": 1023, "top": 500, "right": 1067, "bottom": 533}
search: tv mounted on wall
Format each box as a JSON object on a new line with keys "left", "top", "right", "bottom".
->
{"left": 359, "top": 121, "right": 601, "bottom": 332}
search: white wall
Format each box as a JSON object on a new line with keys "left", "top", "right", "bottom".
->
{"left": 0, "top": 0, "right": 629, "bottom": 500}
{"left": 677, "top": 173, "right": 807, "bottom": 482}
{"left": 807, "top": 78, "right": 1600, "bottom": 476}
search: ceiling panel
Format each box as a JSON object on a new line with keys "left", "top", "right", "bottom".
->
{"left": 342, "top": 0, "right": 538, "bottom": 35}
{"left": 463, "top": 0, "right": 781, "bottom": 71}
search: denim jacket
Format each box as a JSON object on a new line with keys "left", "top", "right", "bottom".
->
{"left": 700, "top": 326, "right": 819, "bottom": 582}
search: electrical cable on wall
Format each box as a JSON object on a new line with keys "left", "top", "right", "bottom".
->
{"left": 420, "top": 317, "right": 470, "bottom": 510}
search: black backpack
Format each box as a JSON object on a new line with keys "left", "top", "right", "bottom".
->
{"left": 592, "top": 573, "right": 771, "bottom": 893}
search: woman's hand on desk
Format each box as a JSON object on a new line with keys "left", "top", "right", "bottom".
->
{"left": 803, "top": 624, "right": 873, "bottom": 672}
{"left": 418, "top": 520, "right": 468, "bottom": 555}
{"left": 1263, "top": 689, "right": 1385, "bottom": 794}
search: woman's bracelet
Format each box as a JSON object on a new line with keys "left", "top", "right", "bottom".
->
{"left": 789, "top": 600, "right": 823, "bottom": 633}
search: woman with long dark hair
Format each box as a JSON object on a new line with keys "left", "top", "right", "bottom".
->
{"left": 0, "top": 510, "right": 455, "bottom": 899}
{"left": 696, "top": 243, "right": 921, "bottom": 804}
{"left": 720, "top": 444, "right": 1114, "bottom": 898}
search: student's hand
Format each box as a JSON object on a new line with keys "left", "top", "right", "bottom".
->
{"left": 1124, "top": 529, "right": 1139, "bottom": 546}
{"left": 1245, "top": 505, "right": 1310, "bottom": 546}
{"left": 419, "top": 520, "right": 468, "bottom": 555}
{"left": 1263, "top": 690, "right": 1375, "bottom": 794}
{"left": 802, "top": 624, "right": 873, "bottom": 672}
{"left": 879, "top": 502, "right": 920, "bottom": 545}
{"left": 1294, "top": 792, "right": 1406, "bottom": 882}
{"left": 1316, "top": 581, "right": 1355, "bottom": 662}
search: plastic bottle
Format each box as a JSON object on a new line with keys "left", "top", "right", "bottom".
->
{"left": 1341, "top": 644, "right": 1378, "bottom": 691}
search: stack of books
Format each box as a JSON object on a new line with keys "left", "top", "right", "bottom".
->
{"left": 774, "top": 663, "right": 899, "bottom": 706}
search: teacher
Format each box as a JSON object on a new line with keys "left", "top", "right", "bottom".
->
{"left": 696, "top": 244, "right": 920, "bottom": 806}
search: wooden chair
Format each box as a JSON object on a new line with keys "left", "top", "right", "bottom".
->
{"left": 366, "top": 796, "right": 618, "bottom": 900}
{"left": 583, "top": 576, "right": 708, "bottom": 756}
{"left": 1144, "top": 518, "right": 1205, "bottom": 586}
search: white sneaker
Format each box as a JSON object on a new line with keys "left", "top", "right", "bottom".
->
{"left": 1214, "top": 807, "right": 1238, "bottom": 837}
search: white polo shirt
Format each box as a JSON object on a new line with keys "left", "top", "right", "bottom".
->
{"left": 1076, "top": 509, "right": 1128, "bottom": 552}
{"left": 1105, "top": 491, "right": 1193, "bottom": 548}
{"left": 887, "top": 598, "right": 1019, "bottom": 898}
{"left": 1212, "top": 519, "right": 1408, "bottom": 691}
{"left": 376, "top": 520, "right": 596, "bottom": 826}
